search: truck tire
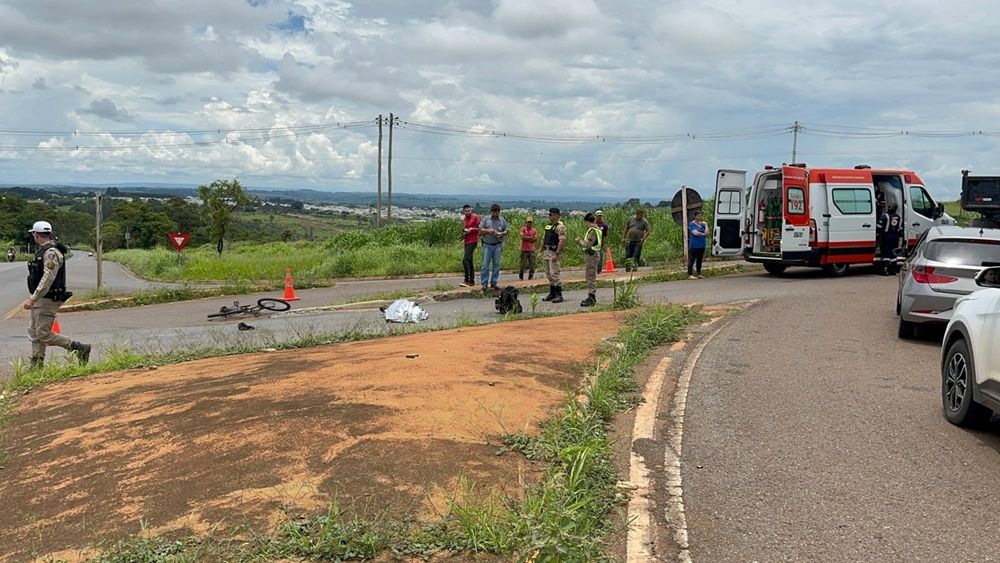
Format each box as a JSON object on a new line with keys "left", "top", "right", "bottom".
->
{"left": 763, "top": 263, "right": 787, "bottom": 275}
{"left": 823, "top": 263, "right": 850, "bottom": 277}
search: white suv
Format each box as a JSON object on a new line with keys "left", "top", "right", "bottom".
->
{"left": 941, "top": 266, "right": 1000, "bottom": 426}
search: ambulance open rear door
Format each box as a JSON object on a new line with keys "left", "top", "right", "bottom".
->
{"left": 713, "top": 169, "right": 746, "bottom": 257}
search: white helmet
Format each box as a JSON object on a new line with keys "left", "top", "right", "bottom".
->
{"left": 29, "top": 220, "right": 53, "bottom": 234}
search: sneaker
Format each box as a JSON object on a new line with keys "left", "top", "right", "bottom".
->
{"left": 688, "top": 275, "right": 698, "bottom": 280}
{"left": 697, "top": 275, "right": 705, "bottom": 279}
{"left": 459, "top": 282, "right": 472, "bottom": 287}
{"left": 490, "top": 284, "right": 500, "bottom": 290}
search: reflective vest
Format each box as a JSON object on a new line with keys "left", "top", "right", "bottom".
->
{"left": 585, "top": 225, "right": 602, "bottom": 252}
{"left": 27, "top": 242, "right": 68, "bottom": 300}
{"left": 543, "top": 221, "right": 564, "bottom": 250}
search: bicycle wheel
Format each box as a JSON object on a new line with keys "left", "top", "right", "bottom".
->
{"left": 257, "top": 298, "right": 291, "bottom": 312}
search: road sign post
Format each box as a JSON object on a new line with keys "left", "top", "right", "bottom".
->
{"left": 168, "top": 232, "right": 191, "bottom": 264}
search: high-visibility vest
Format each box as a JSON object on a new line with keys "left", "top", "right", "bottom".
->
{"left": 585, "top": 225, "right": 602, "bottom": 252}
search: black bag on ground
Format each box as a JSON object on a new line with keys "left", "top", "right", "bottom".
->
{"left": 495, "top": 286, "right": 522, "bottom": 314}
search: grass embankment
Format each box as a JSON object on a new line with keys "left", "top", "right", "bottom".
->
{"left": 108, "top": 207, "right": 690, "bottom": 284}
{"left": 1, "top": 291, "right": 704, "bottom": 561}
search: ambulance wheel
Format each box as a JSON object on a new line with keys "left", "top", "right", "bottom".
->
{"left": 823, "top": 263, "right": 850, "bottom": 277}
{"left": 898, "top": 318, "right": 917, "bottom": 340}
{"left": 763, "top": 263, "right": 787, "bottom": 275}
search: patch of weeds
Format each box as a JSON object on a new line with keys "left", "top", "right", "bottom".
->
{"left": 611, "top": 277, "right": 640, "bottom": 310}
{"left": 262, "top": 502, "right": 391, "bottom": 560}
{"left": 454, "top": 312, "right": 481, "bottom": 328}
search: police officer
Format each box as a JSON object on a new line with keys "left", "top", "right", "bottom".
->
{"left": 877, "top": 203, "right": 902, "bottom": 275}
{"left": 22, "top": 220, "right": 91, "bottom": 368}
{"left": 575, "top": 212, "right": 602, "bottom": 307}
{"left": 541, "top": 208, "right": 566, "bottom": 303}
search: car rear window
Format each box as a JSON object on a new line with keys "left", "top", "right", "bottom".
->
{"left": 924, "top": 238, "right": 1000, "bottom": 265}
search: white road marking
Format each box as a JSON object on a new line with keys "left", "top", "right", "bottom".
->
{"left": 664, "top": 319, "right": 729, "bottom": 563}
{"left": 626, "top": 309, "right": 737, "bottom": 563}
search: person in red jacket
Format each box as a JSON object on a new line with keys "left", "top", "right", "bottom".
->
{"left": 460, "top": 204, "right": 480, "bottom": 286}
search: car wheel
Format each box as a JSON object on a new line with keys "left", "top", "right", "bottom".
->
{"left": 763, "top": 263, "right": 787, "bottom": 275}
{"left": 942, "top": 338, "right": 992, "bottom": 427}
{"left": 898, "top": 318, "right": 917, "bottom": 339}
{"left": 823, "top": 263, "right": 850, "bottom": 277}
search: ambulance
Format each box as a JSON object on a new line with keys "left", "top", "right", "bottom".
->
{"left": 712, "top": 164, "right": 955, "bottom": 275}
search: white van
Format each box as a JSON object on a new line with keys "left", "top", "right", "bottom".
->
{"left": 712, "top": 165, "right": 955, "bottom": 275}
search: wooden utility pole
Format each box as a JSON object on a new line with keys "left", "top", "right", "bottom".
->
{"left": 376, "top": 114, "right": 383, "bottom": 227}
{"left": 95, "top": 191, "right": 104, "bottom": 290}
{"left": 387, "top": 112, "right": 394, "bottom": 223}
{"left": 681, "top": 186, "right": 690, "bottom": 265}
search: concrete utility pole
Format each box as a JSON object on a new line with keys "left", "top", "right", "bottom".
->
{"left": 387, "top": 112, "right": 394, "bottom": 223}
{"left": 377, "top": 114, "right": 383, "bottom": 227}
{"left": 681, "top": 186, "right": 690, "bottom": 265}
{"left": 791, "top": 120, "right": 800, "bottom": 163}
{"left": 95, "top": 190, "right": 104, "bottom": 290}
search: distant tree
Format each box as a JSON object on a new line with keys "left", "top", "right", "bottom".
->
{"left": 109, "top": 200, "right": 173, "bottom": 248}
{"left": 624, "top": 198, "right": 642, "bottom": 208}
{"left": 162, "top": 197, "right": 201, "bottom": 234}
{"left": 198, "top": 179, "right": 252, "bottom": 255}
{"left": 657, "top": 200, "right": 671, "bottom": 208}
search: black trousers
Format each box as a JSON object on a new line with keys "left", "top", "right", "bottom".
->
{"left": 688, "top": 247, "right": 705, "bottom": 275}
{"left": 463, "top": 243, "right": 477, "bottom": 282}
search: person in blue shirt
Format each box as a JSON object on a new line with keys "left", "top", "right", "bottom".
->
{"left": 479, "top": 203, "right": 509, "bottom": 290}
{"left": 688, "top": 211, "right": 707, "bottom": 279}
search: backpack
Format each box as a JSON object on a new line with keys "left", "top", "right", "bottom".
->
{"left": 495, "top": 286, "right": 522, "bottom": 314}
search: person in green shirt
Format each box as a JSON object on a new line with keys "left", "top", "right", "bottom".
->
{"left": 622, "top": 209, "right": 651, "bottom": 272}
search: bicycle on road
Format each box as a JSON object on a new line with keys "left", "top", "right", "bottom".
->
{"left": 207, "top": 298, "right": 291, "bottom": 320}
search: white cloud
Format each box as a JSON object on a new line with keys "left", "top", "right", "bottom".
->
{"left": 0, "top": 0, "right": 999, "bottom": 201}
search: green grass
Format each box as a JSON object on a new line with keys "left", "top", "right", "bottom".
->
{"left": 107, "top": 207, "right": 692, "bottom": 283}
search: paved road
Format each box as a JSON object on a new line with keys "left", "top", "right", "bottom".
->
{"left": 681, "top": 269, "right": 1000, "bottom": 561}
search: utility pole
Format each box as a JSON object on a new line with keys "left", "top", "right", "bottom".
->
{"left": 95, "top": 190, "right": 104, "bottom": 290}
{"left": 387, "top": 112, "right": 394, "bottom": 223}
{"left": 791, "top": 120, "right": 800, "bottom": 163}
{"left": 376, "top": 114, "right": 383, "bottom": 227}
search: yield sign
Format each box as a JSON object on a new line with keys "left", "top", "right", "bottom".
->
{"left": 168, "top": 232, "right": 191, "bottom": 252}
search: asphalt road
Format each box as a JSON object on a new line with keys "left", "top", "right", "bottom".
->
{"left": 680, "top": 269, "right": 1000, "bottom": 562}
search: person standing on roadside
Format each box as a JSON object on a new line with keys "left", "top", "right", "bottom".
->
{"left": 541, "top": 207, "right": 567, "bottom": 303}
{"left": 22, "top": 220, "right": 91, "bottom": 369}
{"left": 688, "top": 211, "right": 708, "bottom": 279}
{"left": 622, "top": 208, "right": 651, "bottom": 272}
{"left": 460, "top": 204, "right": 480, "bottom": 287}
{"left": 518, "top": 216, "right": 538, "bottom": 280}
{"left": 479, "top": 203, "right": 509, "bottom": 290}
{"left": 7, "top": 247, "right": 15, "bottom": 262}
{"left": 575, "top": 212, "right": 602, "bottom": 306}
{"left": 595, "top": 210, "right": 609, "bottom": 274}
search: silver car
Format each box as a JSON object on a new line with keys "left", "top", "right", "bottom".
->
{"left": 896, "top": 226, "right": 1000, "bottom": 338}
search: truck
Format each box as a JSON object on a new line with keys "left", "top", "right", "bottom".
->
{"left": 960, "top": 169, "right": 1000, "bottom": 227}
{"left": 712, "top": 164, "right": 955, "bottom": 275}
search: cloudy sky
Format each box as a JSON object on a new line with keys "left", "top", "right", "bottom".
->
{"left": 1, "top": 0, "right": 998, "bottom": 200}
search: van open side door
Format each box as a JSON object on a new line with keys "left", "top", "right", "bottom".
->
{"left": 780, "top": 166, "right": 811, "bottom": 255}
{"left": 713, "top": 169, "right": 746, "bottom": 257}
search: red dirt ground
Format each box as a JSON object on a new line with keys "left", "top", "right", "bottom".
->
{"left": 0, "top": 312, "right": 624, "bottom": 561}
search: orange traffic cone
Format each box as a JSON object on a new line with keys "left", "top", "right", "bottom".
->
{"left": 603, "top": 248, "right": 616, "bottom": 273}
{"left": 282, "top": 267, "right": 300, "bottom": 301}
{"left": 51, "top": 319, "right": 61, "bottom": 334}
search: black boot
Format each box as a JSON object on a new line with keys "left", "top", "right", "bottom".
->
{"left": 580, "top": 293, "right": 596, "bottom": 307}
{"left": 29, "top": 356, "right": 44, "bottom": 370}
{"left": 528, "top": 271, "right": 534, "bottom": 280}
{"left": 541, "top": 285, "right": 555, "bottom": 301}
{"left": 550, "top": 286, "right": 564, "bottom": 303}
{"left": 70, "top": 341, "right": 92, "bottom": 365}
{"left": 519, "top": 271, "right": 524, "bottom": 280}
